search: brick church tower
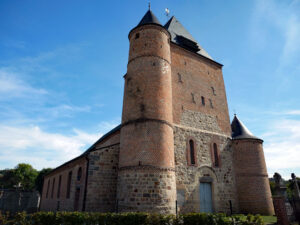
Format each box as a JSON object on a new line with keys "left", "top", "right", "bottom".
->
{"left": 117, "top": 10, "right": 176, "bottom": 213}
{"left": 40, "top": 8, "right": 274, "bottom": 216}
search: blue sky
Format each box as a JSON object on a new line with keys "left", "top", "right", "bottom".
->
{"left": 0, "top": 0, "right": 299, "bottom": 179}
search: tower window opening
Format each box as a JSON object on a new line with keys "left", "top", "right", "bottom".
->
{"left": 77, "top": 167, "right": 82, "bottom": 181}
{"left": 189, "top": 139, "right": 196, "bottom": 165}
{"left": 209, "top": 99, "right": 213, "bottom": 108}
{"left": 67, "top": 171, "right": 72, "bottom": 199}
{"left": 135, "top": 33, "right": 140, "bottom": 39}
{"left": 213, "top": 143, "right": 220, "bottom": 167}
{"left": 51, "top": 178, "right": 55, "bottom": 199}
{"left": 191, "top": 93, "right": 196, "bottom": 103}
{"left": 201, "top": 96, "right": 205, "bottom": 106}
{"left": 211, "top": 87, "right": 216, "bottom": 96}
{"left": 178, "top": 73, "right": 183, "bottom": 83}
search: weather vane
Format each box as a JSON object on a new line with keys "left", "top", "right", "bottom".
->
{"left": 165, "top": 8, "right": 170, "bottom": 17}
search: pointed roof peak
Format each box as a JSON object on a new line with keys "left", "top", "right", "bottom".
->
{"left": 137, "top": 9, "right": 161, "bottom": 27}
{"left": 163, "top": 16, "right": 213, "bottom": 59}
{"left": 231, "top": 115, "right": 262, "bottom": 141}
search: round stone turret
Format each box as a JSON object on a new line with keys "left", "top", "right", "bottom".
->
{"left": 232, "top": 115, "right": 274, "bottom": 215}
{"left": 117, "top": 10, "right": 176, "bottom": 214}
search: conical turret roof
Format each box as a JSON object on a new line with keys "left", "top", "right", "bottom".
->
{"left": 137, "top": 10, "right": 161, "bottom": 27}
{"left": 164, "top": 16, "right": 212, "bottom": 59}
{"left": 231, "top": 115, "right": 262, "bottom": 141}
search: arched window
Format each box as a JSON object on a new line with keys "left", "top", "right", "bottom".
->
{"left": 187, "top": 139, "right": 197, "bottom": 166}
{"left": 57, "top": 175, "right": 62, "bottom": 198}
{"left": 189, "top": 140, "right": 196, "bottom": 165}
{"left": 46, "top": 179, "right": 50, "bottom": 199}
{"left": 77, "top": 167, "right": 82, "bottom": 181}
{"left": 66, "top": 171, "right": 72, "bottom": 199}
{"left": 213, "top": 143, "right": 220, "bottom": 167}
{"left": 51, "top": 178, "right": 55, "bottom": 199}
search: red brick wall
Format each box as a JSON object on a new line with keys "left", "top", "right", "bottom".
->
{"left": 170, "top": 43, "right": 231, "bottom": 136}
{"left": 233, "top": 139, "right": 274, "bottom": 215}
{"left": 40, "top": 157, "right": 87, "bottom": 211}
{"left": 118, "top": 24, "right": 176, "bottom": 213}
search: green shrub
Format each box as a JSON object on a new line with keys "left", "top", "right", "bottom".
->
{"left": 0, "top": 211, "right": 266, "bottom": 225}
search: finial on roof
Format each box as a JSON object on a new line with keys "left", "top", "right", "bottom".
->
{"left": 148, "top": 1, "right": 151, "bottom": 10}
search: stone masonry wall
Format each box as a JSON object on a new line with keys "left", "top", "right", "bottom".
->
{"left": 117, "top": 167, "right": 176, "bottom": 214}
{"left": 85, "top": 143, "right": 119, "bottom": 212}
{"left": 173, "top": 111, "right": 238, "bottom": 214}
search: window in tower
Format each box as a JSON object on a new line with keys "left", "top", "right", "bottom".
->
{"left": 212, "top": 143, "right": 220, "bottom": 167}
{"left": 209, "top": 99, "right": 213, "bottom": 108}
{"left": 135, "top": 33, "right": 140, "bottom": 39}
{"left": 211, "top": 86, "right": 216, "bottom": 96}
{"left": 201, "top": 96, "right": 205, "bottom": 106}
{"left": 187, "top": 138, "right": 197, "bottom": 166}
{"left": 191, "top": 93, "right": 196, "bottom": 103}
{"left": 177, "top": 73, "right": 183, "bottom": 83}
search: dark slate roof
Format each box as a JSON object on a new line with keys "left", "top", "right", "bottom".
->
{"left": 45, "top": 124, "right": 121, "bottom": 176}
{"left": 164, "top": 16, "right": 213, "bottom": 59}
{"left": 81, "top": 124, "right": 121, "bottom": 155}
{"left": 137, "top": 10, "right": 161, "bottom": 27}
{"left": 231, "top": 115, "right": 262, "bottom": 141}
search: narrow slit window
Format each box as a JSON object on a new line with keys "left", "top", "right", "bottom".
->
{"left": 211, "top": 86, "right": 216, "bottom": 96}
{"left": 77, "top": 167, "right": 82, "bottom": 181}
{"left": 213, "top": 143, "right": 219, "bottom": 167}
{"left": 51, "top": 178, "right": 55, "bottom": 199}
{"left": 189, "top": 140, "right": 196, "bottom": 165}
{"left": 67, "top": 171, "right": 72, "bottom": 199}
{"left": 201, "top": 96, "right": 205, "bottom": 106}
{"left": 57, "top": 175, "right": 62, "bottom": 198}
{"left": 209, "top": 99, "right": 213, "bottom": 108}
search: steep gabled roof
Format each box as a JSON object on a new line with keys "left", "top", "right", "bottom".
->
{"left": 137, "top": 10, "right": 161, "bottom": 27}
{"left": 45, "top": 124, "right": 121, "bottom": 176}
{"left": 164, "top": 16, "right": 213, "bottom": 60}
{"left": 231, "top": 115, "right": 262, "bottom": 141}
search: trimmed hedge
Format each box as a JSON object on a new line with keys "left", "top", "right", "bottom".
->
{"left": 0, "top": 211, "right": 264, "bottom": 225}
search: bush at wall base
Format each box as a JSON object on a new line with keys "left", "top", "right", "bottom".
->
{"left": 0, "top": 211, "right": 264, "bottom": 225}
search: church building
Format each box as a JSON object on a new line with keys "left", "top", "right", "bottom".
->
{"left": 40, "top": 9, "right": 274, "bottom": 215}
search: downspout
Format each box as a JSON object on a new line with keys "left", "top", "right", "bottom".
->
{"left": 82, "top": 154, "right": 90, "bottom": 211}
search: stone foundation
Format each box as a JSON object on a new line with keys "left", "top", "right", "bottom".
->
{"left": 117, "top": 167, "right": 176, "bottom": 214}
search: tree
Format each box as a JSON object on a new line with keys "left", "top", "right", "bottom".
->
{"left": 35, "top": 168, "right": 52, "bottom": 194}
{"left": 13, "top": 163, "right": 38, "bottom": 190}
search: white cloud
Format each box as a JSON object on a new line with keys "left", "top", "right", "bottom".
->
{"left": 284, "top": 110, "right": 300, "bottom": 116}
{"left": 0, "top": 69, "right": 47, "bottom": 98}
{"left": 0, "top": 125, "right": 100, "bottom": 170}
{"left": 262, "top": 119, "right": 300, "bottom": 179}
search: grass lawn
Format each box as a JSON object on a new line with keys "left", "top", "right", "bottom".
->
{"left": 261, "top": 216, "right": 277, "bottom": 224}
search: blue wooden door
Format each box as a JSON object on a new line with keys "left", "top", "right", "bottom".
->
{"left": 199, "top": 182, "right": 213, "bottom": 213}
